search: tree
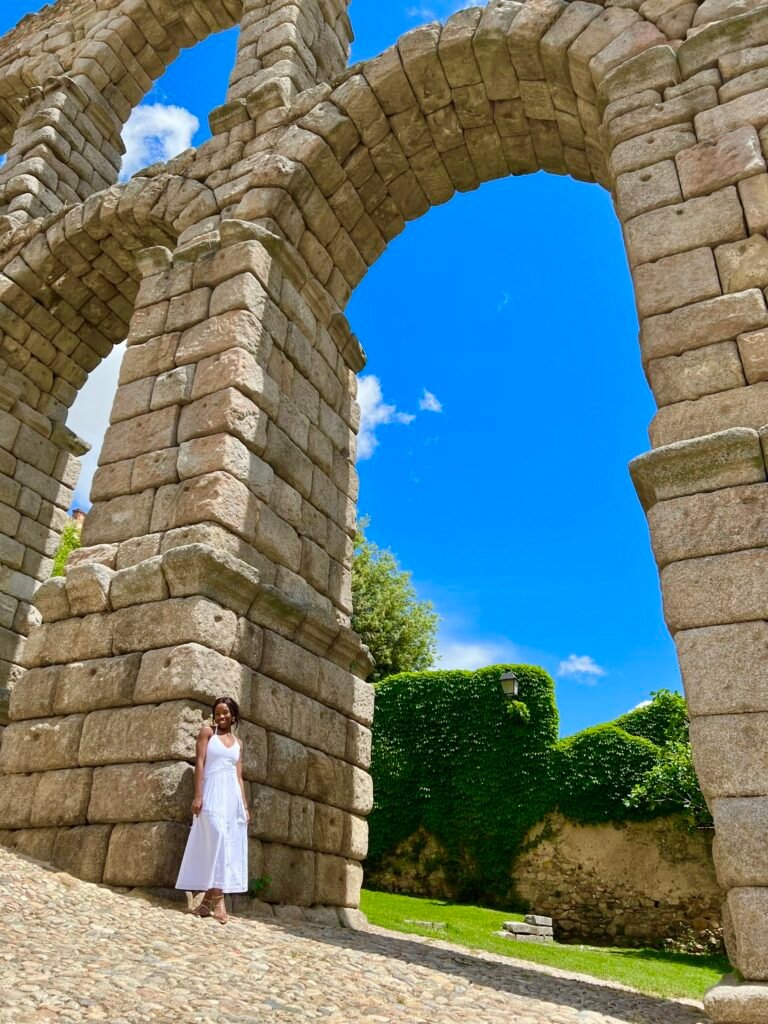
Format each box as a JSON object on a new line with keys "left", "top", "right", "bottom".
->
{"left": 352, "top": 519, "right": 439, "bottom": 683}
{"left": 625, "top": 741, "right": 712, "bottom": 828}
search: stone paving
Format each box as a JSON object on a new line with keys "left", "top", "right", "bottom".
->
{"left": 0, "top": 847, "right": 705, "bottom": 1024}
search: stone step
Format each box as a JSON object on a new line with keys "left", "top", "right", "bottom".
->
{"left": 494, "top": 930, "right": 554, "bottom": 944}
{"left": 525, "top": 914, "right": 553, "bottom": 927}
{"left": 503, "top": 920, "right": 554, "bottom": 937}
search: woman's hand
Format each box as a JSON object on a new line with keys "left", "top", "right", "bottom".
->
{"left": 191, "top": 796, "right": 203, "bottom": 816}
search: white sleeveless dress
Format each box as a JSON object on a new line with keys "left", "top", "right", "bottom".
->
{"left": 175, "top": 731, "right": 248, "bottom": 894}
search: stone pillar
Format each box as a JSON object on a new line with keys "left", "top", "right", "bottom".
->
{"left": 0, "top": 75, "right": 125, "bottom": 234}
{"left": 212, "top": 0, "right": 353, "bottom": 136}
{"left": 0, "top": 371, "right": 85, "bottom": 702}
{"left": 0, "top": 224, "right": 374, "bottom": 920}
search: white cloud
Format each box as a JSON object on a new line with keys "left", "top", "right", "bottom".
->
{"left": 557, "top": 654, "right": 607, "bottom": 684}
{"left": 436, "top": 640, "right": 518, "bottom": 670}
{"left": 120, "top": 103, "right": 199, "bottom": 181}
{"left": 67, "top": 343, "right": 125, "bottom": 510}
{"left": 630, "top": 699, "right": 652, "bottom": 711}
{"left": 497, "top": 291, "right": 511, "bottom": 313}
{"left": 419, "top": 389, "right": 443, "bottom": 413}
{"left": 357, "top": 375, "right": 415, "bottom": 460}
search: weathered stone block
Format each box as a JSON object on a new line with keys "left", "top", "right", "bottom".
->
{"left": 262, "top": 842, "right": 315, "bottom": 905}
{"left": 81, "top": 490, "right": 154, "bottom": 546}
{"left": 261, "top": 631, "right": 320, "bottom": 698}
{"left": 99, "top": 406, "right": 178, "bottom": 466}
{"left": 662, "top": 547, "right": 768, "bottom": 632}
{"left": 0, "top": 713, "right": 84, "bottom": 773}
{"left": 314, "top": 853, "right": 362, "bottom": 907}
{"left": 53, "top": 654, "right": 140, "bottom": 715}
{"left": 633, "top": 247, "right": 721, "bottom": 319}
{"left": 175, "top": 310, "right": 268, "bottom": 366}
{"left": 161, "top": 545, "right": 262, "bottom": 616}
{"left": 247, "top": 672, "right": 294, "bottom": 734}
{"left": 726, "top": 888, "right": 768, "bottom": 980}
{"left": 704, "top": 975, "right": 768, "bottom": 1024}
{"left": 52, "top": 824, "right": 112, "bottom": 883}
{"left": 342, "top": 814, "right": 369, "bottom": 861}
{"left": 0, "top": 772, "right": 39, "bottom": 828}
{"left": 641, "top": 289, "right": 767, "bottom": 362}
{"left": 250, "top": 783, "right": 291, "bottom": 843}
{"left": 713, "top": 797, "right": 768, "bottom": 887}
{"left": 65, "top": 562, "right": 114, "bottom": 616}
{"left": 648, "top": 341, "right": 745, "bottom": 406}
{"left": 79, "top": 701, "right": 207, "bottom": 766}
{"left": 677, "top": 621, "right": 768, "bottom": 716}
{"left": 89, "top": 762, "right": 194, "bottom": 823}
{"left": 716, "top": 235, "right": 768, "bottom": 293}
{"left": 624, "top": 187, "right": 746, "bottom": 267}
{"left": 313, "top": 802, "right": 345, "bottom": 854}
{"left": 739, "top": 172, "right": 768, "bottom": 233}
{"left": 112, "top": 596, "right": 237, "bottom": 657}
{"left": 739, "top": 328, "right": 768, "bottom": 383}
{"left": 9, "top": 665, "right": 59, "bottom": 720}
{"left": 267, "top": 732, "right": 308, "bottom": 794}
{"left": 103, "top": 821, "right": 188, "bottom": 887}
{"left": 676, "top": 126, "right": 765, "bottom": 199}
{"left": 649, "top": 482, "right": 768, "bottom": 567}
{"left": 110, "top": 556, "right": 169, "bottom": 610}
{"left": 649, "top": 381, "right": 768, "bottom": 447}
{"left": 690, "top": 712, "right": 768, "bottom": 797}
{"left": 14, "top": 827, "right": 59, "bottom": 862}
{"left": 134, "top": 643, "right": 249, "bottom": 708}
{"left": 30, "top": 767, "right": 92, "bottom": 827}
{"left": 34, "top": 576, "right": 70, "bottom": 623}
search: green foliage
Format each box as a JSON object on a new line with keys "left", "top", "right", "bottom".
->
{"left": 626, "top": 741, "right": 713, "bottom": 828}
{"left": 352, "top": 520, "right": 439, "bottom": 683}
{"left": 248, "top": 875, "right": 271, "bottom": 899}
{"left": 369, "top": 664, "right": 558, "bottom": 904}
{"left": 555, "top": 724, "right": 661, "bottom": 824}
{"left": 369, "top": 681, "right": 707, "bottom": 906}
{"left": 615, "top": 689, "right": 689, "bottom": 746}
{"left": 51, "top": 519, "right": 82, "bottom": 577}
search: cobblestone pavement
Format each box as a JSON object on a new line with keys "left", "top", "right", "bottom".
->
{"left": 1, "top": 847, "right": 705, "bottom": 1024}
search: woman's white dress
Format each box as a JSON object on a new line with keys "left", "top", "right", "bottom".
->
{"left": 175, "top": 731, "right": 248, "bottom": 894}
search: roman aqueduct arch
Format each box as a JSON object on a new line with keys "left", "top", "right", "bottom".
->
{"left": 1, "top": 0, "right": 768, "bottom": 1014}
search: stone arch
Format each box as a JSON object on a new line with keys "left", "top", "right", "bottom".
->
{"left": 0, "top": 170, "right": 216, "bottom": 696}
{"left": 1, "top": 0, "right": 768, "bottom": 1014}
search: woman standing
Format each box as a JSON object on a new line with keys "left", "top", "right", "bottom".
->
{"left": 176, "top": 696, "right": 250, "bottom": 923}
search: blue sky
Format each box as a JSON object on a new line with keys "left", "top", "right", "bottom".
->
{"left": 1, "top": 1, "right": 680, "bottom": 734}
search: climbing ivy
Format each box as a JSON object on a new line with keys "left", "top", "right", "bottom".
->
{"left": 369, "top": 675, "right": 699, "bottom": 906}
{"left": 51, "top": 519, "right": 82, "bottom": 577}
{"left": 369, "top": 665, "right": 559, "bottom": 905}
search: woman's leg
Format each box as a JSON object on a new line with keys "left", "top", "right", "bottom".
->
{"left": 211, "top": 887, "right": 228, "bottom": 924}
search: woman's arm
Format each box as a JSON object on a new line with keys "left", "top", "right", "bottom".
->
{"left": 236, "top": 739, "right": 250, "bottom": 824}
{"left": 192, "top": 725, "right": 213, "bottom": 815}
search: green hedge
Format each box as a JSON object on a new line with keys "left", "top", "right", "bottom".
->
{"left": 369, "top": 665, "right": 558, "bottom": 904}
{"left": 555, "top": 724, "right": 661, "bottom": 824}
{"left": 369, "top": 671, "right": 695, "bottom": 906}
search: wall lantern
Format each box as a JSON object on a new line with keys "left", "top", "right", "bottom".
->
{"left": 500, "top": 671, "right": 519, "bottom": 699}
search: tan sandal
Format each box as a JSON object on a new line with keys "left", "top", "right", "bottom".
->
{"left": 212, "top": 895, "right": 228, "bottom": 925}
{"left": 193, "top": 893, "right": 214, "bottom": 918}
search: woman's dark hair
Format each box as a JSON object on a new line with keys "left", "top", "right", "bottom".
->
{"left": 212, "top": 696, "right": 240, "bottom": 727}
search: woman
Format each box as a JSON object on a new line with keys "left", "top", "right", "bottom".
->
{"left": 176, "top": 696, "right": 250, "bottom": 924}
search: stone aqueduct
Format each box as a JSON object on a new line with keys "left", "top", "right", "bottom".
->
{"left": 0, "top": 0, "right": 766, "bottom": 1014}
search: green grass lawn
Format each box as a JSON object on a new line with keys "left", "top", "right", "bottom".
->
{"left": 360, "top": 889, "right": 730, "bottom": 1001}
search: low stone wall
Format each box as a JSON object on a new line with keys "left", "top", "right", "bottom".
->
{"left": 514, "top": 813, "right": 722, "bottom": 948}
{"left": 367, "top": 813, "right": 722, "bottom": 949}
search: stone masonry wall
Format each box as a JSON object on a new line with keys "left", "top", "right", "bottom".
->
{"left": 1, "top": 0, "right": 768, "bottom": 1009}
{"left": 514, "top": 813, "right": 722, "bottom": 948}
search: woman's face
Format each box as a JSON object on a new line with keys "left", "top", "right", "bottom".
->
{"left": 214, "top": 703, "right": 234, "bottom": 731}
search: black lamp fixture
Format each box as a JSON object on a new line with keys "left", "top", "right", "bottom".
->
{"left": 500, "top": 670, "right": 519, "bottom": 699}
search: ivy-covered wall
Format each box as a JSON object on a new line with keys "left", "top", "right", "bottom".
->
{"left": 368, "top": 666, "right": 701, "bottom": 908}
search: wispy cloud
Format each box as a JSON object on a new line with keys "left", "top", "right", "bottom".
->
{"left": 557, "top": 654, "right": 607, "bottom": 685}
{"left": 419, "top": 389, "right": 443, "bottom": 413}
{"left": 497, "top": 291, "right": 511, "bottom": 313}
{"left": 406, "top": 0, "right": 475, "bottom": 20}
{"left": 436, "top": 639, "right": 521, "bottom": 670}
{"left": 358, "top": 375, "right": 415, "bottom": 460}
{"left": 120, "top": 103, "right": 199, "bottom": 181}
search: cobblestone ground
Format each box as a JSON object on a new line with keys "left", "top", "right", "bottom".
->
{"left": 1, "top": 847, "right": 705, "bottom": 1024}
